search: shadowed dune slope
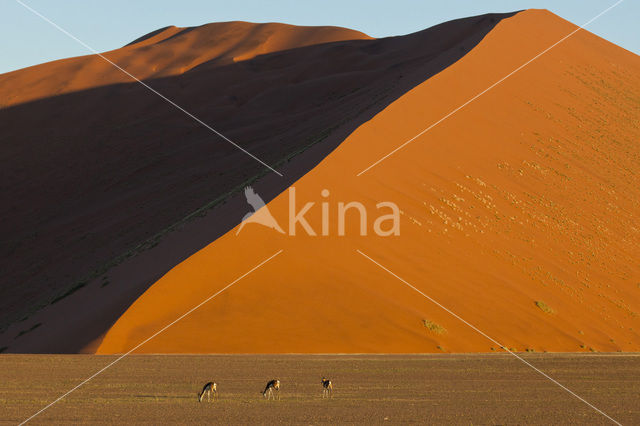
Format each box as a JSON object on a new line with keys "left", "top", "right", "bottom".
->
{"left": 0, "top": 13, "right": 515, "bottom": 352}
{"left": 97, "top": 9, "right": 640, "bottom": 354}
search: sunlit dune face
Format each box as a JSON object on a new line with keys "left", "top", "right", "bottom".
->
{"left": 96, "top": 10, "right": 640, "bottom": 354}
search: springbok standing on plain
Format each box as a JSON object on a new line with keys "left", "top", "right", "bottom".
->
{"left": 198, "top": 382, "right": 217, "bottom": 402}
{"left": 321, "top": 377, "right": 333, "bottom": 398}
{"left": 262, "top": 379, "right": 280, "bottom": 400}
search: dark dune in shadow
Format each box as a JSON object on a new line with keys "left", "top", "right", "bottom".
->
{"left": 0, "top": 12, "right": 516, "bottom": 352}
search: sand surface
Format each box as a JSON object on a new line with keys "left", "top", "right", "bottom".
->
{"left": 1, "top": 12, "right": 514, "bottom": 352}
{"left": 96, "top": 10, "right": 640, "bottom": 354}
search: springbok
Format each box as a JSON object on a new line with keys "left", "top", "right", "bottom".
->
{"left": 198, "top": 382, "right": 217, "bottom": 402}
{"left": 262, "top": 379, "right": 280, "bottom": 400}
{"left": 321, "top": 378, "right": 333, "bottom": 398}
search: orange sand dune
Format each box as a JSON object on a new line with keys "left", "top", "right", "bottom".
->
{"left": 98, "top": 9, "right": 640, "bottom": 354}
{"left": 0, "top": 21, "right": 370, "bottom": 108}
{"left": 1, "top": 12, "right": 512, "bottom": 352}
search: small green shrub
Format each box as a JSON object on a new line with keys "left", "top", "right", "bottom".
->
{"left": 535, "top": 300, "right": 554, "bottom": 314}
{"left": 422, "top": 319, "right": 446, "bottom": 335}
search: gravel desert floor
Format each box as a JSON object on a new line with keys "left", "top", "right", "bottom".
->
{"left": 1, "top": 354, "right": 639, "bottom": 424}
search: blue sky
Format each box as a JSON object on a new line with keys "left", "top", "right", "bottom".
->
{"left": 1, "top": 0, "right": 637, "bottom": 74}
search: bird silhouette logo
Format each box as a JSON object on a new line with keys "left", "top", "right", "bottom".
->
{"left": 236, "top": 186, "right": 285, "bottom": 235}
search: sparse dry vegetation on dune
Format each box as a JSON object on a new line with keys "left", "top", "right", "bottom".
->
{"left": 1, "top": 354, "right": 639, "bottom": 424}
{"left": 96, "top": 9, "right": 640, "bottom": 355}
